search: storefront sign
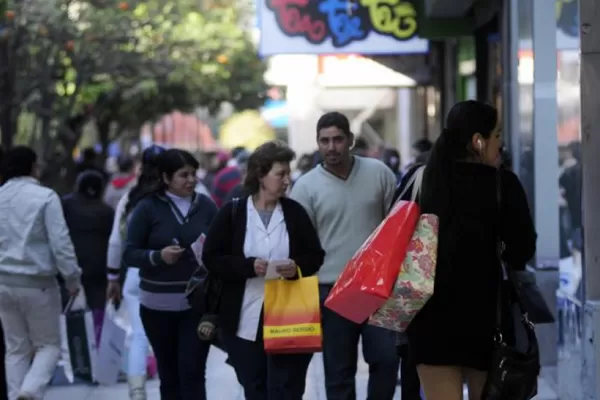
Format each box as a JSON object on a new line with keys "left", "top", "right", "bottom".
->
{"left": 258, "top": 0, "right": 429, "bottom": 55}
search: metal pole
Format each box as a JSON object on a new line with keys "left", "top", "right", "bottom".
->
{"left": 580, "top": 1, "right": 600, "bottom": 398}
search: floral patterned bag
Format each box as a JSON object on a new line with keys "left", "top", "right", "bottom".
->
{"left": 368, "top": 212, "right": 439, "bottom": 332}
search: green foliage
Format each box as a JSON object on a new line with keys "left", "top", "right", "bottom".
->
{"left": 2, "top": 0, "right": 266, "bottom": 147}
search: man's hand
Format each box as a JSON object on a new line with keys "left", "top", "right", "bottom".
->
{"left": 276, "top": 260, "right": 298, "bottom": 279}
{"left": 161, "top": 245, "right": 185, "bottom": 265}
{"left": 254, "top": 258, "right": 268, "bottom": 277}
{"left": 107, "top": 280, "right": 122, "bottom": 303}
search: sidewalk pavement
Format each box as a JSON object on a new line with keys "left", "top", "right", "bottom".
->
{"left": 46, "top": 347, "right": 558, "bottom": 400}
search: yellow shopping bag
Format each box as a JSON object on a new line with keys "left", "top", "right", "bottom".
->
{"left": 263, "top": 271, "right": 322, "bottom": 354}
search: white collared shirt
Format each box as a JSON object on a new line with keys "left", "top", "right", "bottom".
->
{"left": 237, "top": 197, "right": 289, "bottom": 341}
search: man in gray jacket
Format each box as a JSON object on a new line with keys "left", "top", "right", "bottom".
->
{"left": 0, "top": 146, "right": 81, "bottom": 400}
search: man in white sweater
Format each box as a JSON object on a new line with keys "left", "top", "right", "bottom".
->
{"left": 291, "top": 112, "right": 399, "bottom": 399}
{"left": 0, "top": 146, "right": 81, "bottom": 400}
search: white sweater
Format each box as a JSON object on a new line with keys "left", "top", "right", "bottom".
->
{"left": 0, "top": 177, "right": 81, "bottom": 290}
{"left": 290, "top": 157, "right": 397, "bottom": 284}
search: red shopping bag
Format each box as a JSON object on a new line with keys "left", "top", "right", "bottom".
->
{"left": 324, "top": 200, "right": 420, "bottom": 323}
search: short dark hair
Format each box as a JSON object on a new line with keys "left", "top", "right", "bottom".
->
{"left": 316, "top": 112, "right": 351, "bottom": 137}
{"left": 76, "top": 170, "right": 105, "bottom": 199}
{"left": 3, "top": 146, "right": 37, "bottom": 181}
{"left": 117, "top": 156, "right": 135, "bottom": 173}
{"left": 412, "top": 138, "right": 433, "bottom": 154}
{"left": 244, "top": 141, "right": 295, "bottom": 194}
{"left": 81, "top": 147, "right": 97, "bottom": 161}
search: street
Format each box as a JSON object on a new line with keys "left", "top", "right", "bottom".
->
{"left": 46, "top": 346, "right": 558, "bottom": 399}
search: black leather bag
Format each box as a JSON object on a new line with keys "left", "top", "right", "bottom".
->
{"left": 481, "top": 272, "right": 541, "bottom": 400}
{"left": 510, "top": 269, "right": 555, "bottom": 324}
{"left": 185, "top": 198, "right": 239, "bottom": 310}
{"left": 481, "top": 170, "right": 541, "bottom": 400}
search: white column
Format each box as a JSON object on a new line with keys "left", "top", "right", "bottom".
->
{"left": 532, "top": 0, "right": 560, "bottom": 265}
{"left": 532, "top": 0, "right": 560, "bottom": 368}
{"left": 397, "top": 88, "right": 413, "bottom": 168}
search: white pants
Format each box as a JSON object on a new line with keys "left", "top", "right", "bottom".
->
{"left": 123, "top": 268, "right": 150, "bottom": 377}
{"left": 0, "top": 285, "right": 61, "bottom": 400}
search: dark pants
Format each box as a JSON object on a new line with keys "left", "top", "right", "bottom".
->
{"left": 222, "top": 321, "right": 312, "bottom": 400}
{"left": 0, "top": 321, "right": 6, "bottom": 400}
{"left": 140, "top": 306, "right": 210, "bottom": 400}
{"left": 319, "top": 284, "right": 400, "bottom": 400}
{"left": 398, "top": 344, "right": 421, "bottom": 400}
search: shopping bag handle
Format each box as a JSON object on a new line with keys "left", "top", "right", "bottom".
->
{"left": 394, "top": 166, "right": 425, "bottom": 205}
{"left": 63, "top": 295, "right": 77, "bottom": 314}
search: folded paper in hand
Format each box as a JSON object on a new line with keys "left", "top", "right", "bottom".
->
{"left": 265, "top": 260, "right": 290, "bottom": 280}
{"left": 190, "top": 234, "right": 206, "bottom": 266}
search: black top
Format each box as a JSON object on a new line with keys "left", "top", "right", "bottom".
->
{"left": 123, "top": 192, "right": 218, "bottom": 294}
{"left": 396, "top": 163, "right": 536, "bottom": 370}
{"left": 202, "top": 196, "right": 325, "bottom": 334}
{"left": 62, "top": 193, "right": 114, "bottom": 309}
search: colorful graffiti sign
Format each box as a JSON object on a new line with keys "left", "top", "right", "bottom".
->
{"left": 265, "top": 0, "right": 419, "bottom": 49}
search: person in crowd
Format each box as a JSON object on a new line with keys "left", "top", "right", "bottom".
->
{"left": 560, "top": 141, "right": 582, "bottom": 254}
{"left": 202, "top": 141, "right": 325, "bottom": 400}
{"left": 76, "top": 147, "right": 108, "bottom": 182}
{"left": 211, "top": 151, "right": 243, "bottom": 207}
{"left": 395, "top": 100, "right": 536, "bottom": 400}
{"left": 123, "top": 149, "right": 217, "bottom": 400}
{"left": 290, "top": 112, "right": 399, "bottom": 399}
{"left": 351, "top": 136, "right": 369, "bottom": 157}
{"left": 382, "top": 147, "right": 402, "bottom": 183}
{"left": 104, "top": 155, "right": 137, "bottom": 209}
{"left": 203, "top": 150, "right": 229, "bottom": 196}
{"left": 0, "top": 146, "right": 82, "bottom": 400}
{"left": 62, "top": 170, "right": 114, "bottom": 343}
{"left": 222, "top": 150, "right": 250, "bottom": 204}
{"left": 291, "top": 153, "right": 314, "bottom": 184}
{"left": 106, "top": 145, "right": 165, "bottom": 400}
{"left": 412, "top": 138, "right": 433, "bottom": 157}
{"left": 0, "top": 146, "right": 6, "bottom": 400}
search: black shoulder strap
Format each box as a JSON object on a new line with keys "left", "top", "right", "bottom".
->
{"left": 232, "top": 197, "right": 240, "bottom": 220}
{"left": 495, "top": 170, "right": 533, "bottom": 333}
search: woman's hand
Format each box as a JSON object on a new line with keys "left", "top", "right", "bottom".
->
{"left": 277, "top": 260, "right": 298, "bottom": 279}
{"left": 161, "top": 245, "right": 185, "bottom": 265}
{"left": 254, "top": 258, "right": 268, "bottom": 277}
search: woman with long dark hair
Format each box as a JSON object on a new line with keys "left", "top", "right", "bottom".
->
{"left": 396, "top": 101, "right": 537, "bottom": 400}
{"left": 123, "top": 149, "right": 218, "bottom": 400}
{"left": 105, "top": 145, "right": 164, "bottom": 400}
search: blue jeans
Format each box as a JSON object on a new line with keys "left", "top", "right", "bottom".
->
{"left": 319, "top": 284, "right": 400, "bottom": 400}
{"left": 140, "top": 306, "right": 210, "bottom": 400}
{"left": 222, "top": 321, "right": 312, "bottom": 400}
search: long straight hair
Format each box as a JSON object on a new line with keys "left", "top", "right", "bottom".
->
{"left": 420, "top": 100, "right": 498, "bottom": 218}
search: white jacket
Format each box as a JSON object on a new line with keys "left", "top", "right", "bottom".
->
{"left": 0, "top": 177, "right": 81, "bottom": 290}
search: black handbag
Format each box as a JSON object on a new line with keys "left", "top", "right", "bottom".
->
{"left": 482, "top": 270, "right": 541, "bottom": 400}
{"left": 510, "top": 269, "right": 555, "bottom": 324}
{"left": 481, "top": 170, "right": 541, "bottom": 400}
{"left": 185, "top": 198, "right": 240, "bottom": 310}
